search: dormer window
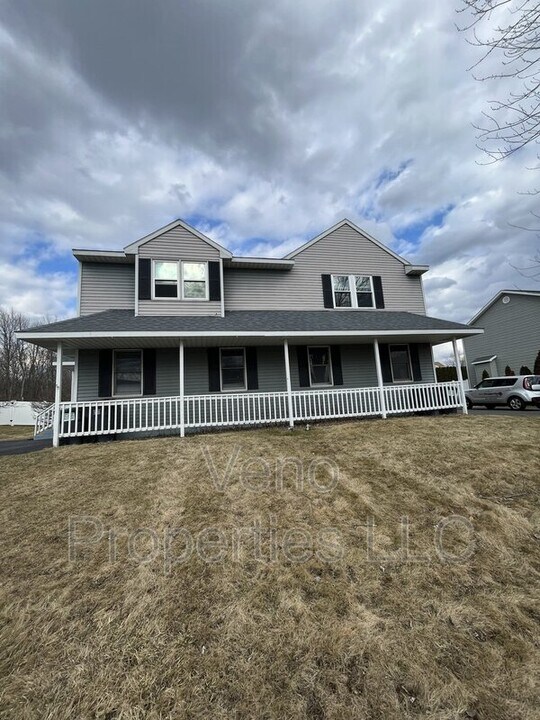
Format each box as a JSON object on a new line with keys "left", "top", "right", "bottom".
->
{"left": 331, "top": 274, "right": 375, "bottom": 309}
{"left": 182, "top": 262, "right": 208, "bottom": 300}
{"left": 154, "top": 261, "right": 179, "bottom": 298}
{"left": 151, "top": 260, "right": 209, "bottom": 300}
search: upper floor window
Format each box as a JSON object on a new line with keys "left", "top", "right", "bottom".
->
{"left": 308, "top": 346, "right": 333, "bottom": 386}
{"left": 183, "top": 262, "right": 208, "bottom": 300}
{"left": 152, "top": 260, "right": 208, "bottom": 300}
{"left": 154, "top": 261, "right": 179, "bottom": 298}
{"left": 332, "top": 275, "right": 374, "bottom": 308}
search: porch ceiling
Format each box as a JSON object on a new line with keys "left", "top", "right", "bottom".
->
{"left": 16, "top": 309, "right": 482, "bottom": 351}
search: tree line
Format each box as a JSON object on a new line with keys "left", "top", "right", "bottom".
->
{"left": 0, "top": 308, "right": 70, "bottom": 403}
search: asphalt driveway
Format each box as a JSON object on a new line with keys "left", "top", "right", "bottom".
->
{"left": 469, "top": 406, "right": 540, "bottom": 418}
{"left": 0, "top": 438, "right": 52, "bottom": 456}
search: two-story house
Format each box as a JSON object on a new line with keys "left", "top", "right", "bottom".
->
{"left": 18, "top": 218, "right": 481, "bottom": 445}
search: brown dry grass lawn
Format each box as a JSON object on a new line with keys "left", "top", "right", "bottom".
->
{"left": 0, "top": 425, "right": 34, "bottom": 440}
{"left": 0, "top": 415, "right": 539, "bottom": 720}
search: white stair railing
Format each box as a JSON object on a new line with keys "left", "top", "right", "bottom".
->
{"left": 34, "top": 405, "right": 55, "bottom": 436}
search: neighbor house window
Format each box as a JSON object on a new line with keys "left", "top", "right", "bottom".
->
{"left": 113, "top": 350, "right": 142, "bottom": 396}
{"left": 332, "top": 275, "right": 374, "bottom": 308}
{"left": 154, "top": 261, "right": 179, "bottom": 298}
{"left": 308, "top": 346, "right": 333, "bottom": 386}
{"left": 220, "top": 348, "right": 246, "bottom": 391}
{"left": 182, "top": 262, "right": 208, "bottom": 300}
{"left": 389, "top": 344, "right": 412, "bottom": 382}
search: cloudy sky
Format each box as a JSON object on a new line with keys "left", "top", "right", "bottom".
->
{"left": 1, "top": 0, "right": 538, "bottom": 331}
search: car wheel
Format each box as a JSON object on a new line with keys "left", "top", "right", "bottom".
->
{"left": 508, "top": 396, "right": 526, "bottom": 411}
{"left": 466, "top": 398, "right": 473, "bottom": 409}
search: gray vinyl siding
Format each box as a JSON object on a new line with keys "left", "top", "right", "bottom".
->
{"left": 224, "top": 224, "right": 426, "bottom": 313}
{"left": 77, "top": 350, "right": 99, "bottom": 400}
{"left": 76, "top": 342, "right": 434, "bottom": 401}
{"left": 464, "top": 294, "right": 540, "bottom": 384}
{"left": 79, "top": 263, "right": 135, "bottom": 316}
{"left": 138, "top": 225, "right": 221, "bottom": 317}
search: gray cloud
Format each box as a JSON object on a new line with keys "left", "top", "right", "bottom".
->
{"left": 0, "top": 0, "right": 539, "bottom": 326}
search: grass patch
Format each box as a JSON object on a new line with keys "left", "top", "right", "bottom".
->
{"left": 0, "top": 415, "right": 539, "bottom": 719}
{"left": 0, "top": 425, "right": 34, "bottom": 440}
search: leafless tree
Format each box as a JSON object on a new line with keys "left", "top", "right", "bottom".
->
{"left": 458, "top": 0, "right": 540, "bottom": 163}
{"left": 0, "top": 309, "right": 69, "bottom": 402}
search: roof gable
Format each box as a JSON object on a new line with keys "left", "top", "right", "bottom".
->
{"left": 123, "top": 218, "right": 232, "bottom": 258}
{"left": 469, "top": 290, "right": 540, "bottom": 325}
{"left": 283, "top": 219, "right": 411, "bottom": 265}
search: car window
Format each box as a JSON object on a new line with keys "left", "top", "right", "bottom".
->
{"left": 478, "top": 380, "right": 494, "bottom": 388}
{"left": 494, "top": 378, "right": 516, "bottom": 387}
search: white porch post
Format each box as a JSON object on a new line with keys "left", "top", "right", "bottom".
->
{"left": 452, "top": 337, "right": 468, "bottom": 415}
{"left": 53, "top": 341, "right": 63, "bottom": 447}
{"left": 373, "top": 339, "right": 387, "bottom": 419}
{"left": 283, "top": 339, "right": 294, "bottom": 428}
{"left": 71, "top": 349, "right": 79, "bottom": 402}
{"left": 179, "top": 340, "right": 185, "bottom": 437}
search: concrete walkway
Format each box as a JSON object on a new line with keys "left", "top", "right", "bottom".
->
{"left": 0, "top": 438, "right": 52, "bottom": 456}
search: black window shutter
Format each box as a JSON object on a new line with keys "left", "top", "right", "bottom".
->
{"left": 143, "top": 349, "right": 156, "bottom": 395}
{"left": 139, "top": 258, "right": 151, "bottom": 300}
{"left": 245, "top": 347, "right": 259, "bottom": 390}
{"left": 208, "top": 261, "right": 221, "bottom": 301}
{"left": 379, "top": 344, "right": 393, "bottom": 383}
{"left": 98, "top": 350, "right": 113, "bottom": 397}
{"left": 373, "top": 276, "right": 385, "bottom": 309}
{"left": 330, "top": 345, "right": 343, "bottom": 385}
{"left": 409, "top": 344, "right": 422, "bottom": 381}
{"left": 297, "top": 346, "right": 310, "bottom": 387}
{"left": 208, "top": 348, "right": 221, "bottom": 392}
{"left": 321, "top": 275, "right": 333, "bottom": 308}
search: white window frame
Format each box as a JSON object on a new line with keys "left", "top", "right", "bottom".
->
{"left": 112, "top": 349, "right": 143, "bottom": 397}
{"left": 331, "top": 274, "right": 375, "bottom": 309}
{"left": 219, "top": 347, "right": 247, "bottom": 392}
{"left": 151, "top": 260, "right": 209, "bottom": 301}
{"left": 308, "top": 345, "right": 334, "bottom": 387}
{"left": 181, "top": 261, "right": 209, "bottom": 301}
{"left": 152, "top": 259, "right": 180, "bottom": 301}
{"left": 389, "top": 344, "right": 413, "bottom": 384}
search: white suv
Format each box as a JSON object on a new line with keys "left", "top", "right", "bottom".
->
{"left": 465, "top": 375, "right": 540, "bottom": 411}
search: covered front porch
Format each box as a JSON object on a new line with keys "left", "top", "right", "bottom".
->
{"left": 37, "top": 338, "right": 467, "bottom": 445}
{"left": 18, "top": 308, "right": 478, "bottom": 446}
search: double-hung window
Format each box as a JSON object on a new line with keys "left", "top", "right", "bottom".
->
{"left": 308, "top": 346, "right": 333, "bottom": 387}
{"left": 331, "top": 275, "right": 374, "bottom": 308}
{"left": 389, "top": 344, "right": 412, "bottom": 382}
{"left": 220, "top": 348, "right": 246, "bottom": 391}
{"left": 182, "top": 262, "right": 208, "bottom": 300}
{"left": 154, "top": 261, "right": 179, "bottom": 298}
{"left": 153, "top": 260, "right": 208, "bottom": 300}
{"left": 113, "top": 350, "right": 142, "bottom": 396}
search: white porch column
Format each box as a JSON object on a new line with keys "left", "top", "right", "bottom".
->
{"left": 373, "top": 339, "right": 387, "bottom": 419}
{"left": 71, "top": 349, "right": 79, "bottom": 402}
{"left": 452, "top": 337, "right": 468, "bottom": 415}
{"left": 179, "top": 340, "right": 185, "bottom": 437}
{"left": 53, "top": 341, "right": 63, "bottom": 447}
{"left": 283, "top": 339, "right": 294, "bottom": 428}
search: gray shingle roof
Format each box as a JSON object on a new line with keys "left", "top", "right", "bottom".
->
{"left": 21, "top": 309, "right": 473, "bottom": 334}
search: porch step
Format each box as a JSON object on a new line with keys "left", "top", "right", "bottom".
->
{"left": 34, "top": 427, "right": 53, "bottom": 440}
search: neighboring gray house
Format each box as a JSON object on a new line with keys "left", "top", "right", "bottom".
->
{"left": 18, "top": 218, "right": 480, "bottom": 445}
{"left": 464, "top": 290, "right": 540, "bottom": 384}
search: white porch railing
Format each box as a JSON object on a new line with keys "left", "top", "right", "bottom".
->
{"left": 35, "top": 381, "right": 463, "bottom": 440}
